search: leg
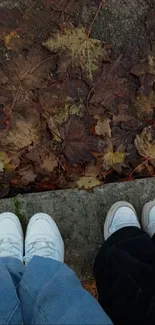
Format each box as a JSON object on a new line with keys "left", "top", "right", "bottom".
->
{"left": 94, "top": 202, "right": 155, "bottom": 325}
{"left": 0, "top": 213, "right": 24, "bottom": 324}
{"left": 19, "top": 213, "right": 112, "bottom": 325}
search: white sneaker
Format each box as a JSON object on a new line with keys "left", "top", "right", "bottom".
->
{"left": 104, "top": 201, "right": 141, "bottom": 240}
{"left": 142, "top": 200, "right": 155, "bottom": 237}
{"left": 0, "top": 212, "right": 23, "bottom": 262}
{"left": 24, "top": 213, "right": 64, "bottom": 264}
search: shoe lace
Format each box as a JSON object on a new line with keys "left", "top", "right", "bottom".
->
{"left": 24, "top": 240, "right": 58, "bottom": 264}
{"left": 0, "top": 238, "right": 21, "bottom": 258}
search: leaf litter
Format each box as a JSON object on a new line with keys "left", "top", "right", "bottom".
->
{"left": 0, "top": 0, "right": 154, "bottom": 196}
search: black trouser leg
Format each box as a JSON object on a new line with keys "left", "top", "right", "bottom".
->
{"left": 94, "top": 227, "right": 155, "bottom": 325}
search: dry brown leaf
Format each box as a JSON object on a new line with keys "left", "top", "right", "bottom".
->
{"left": 76, "top": 176, "right": 100, "bottom": 189}
{"left": 4, "top": 120, "right": 39, "bottom": 150}
{"left": 85, "top": 164, "right": 100, "bottom": 177}
{"left": 18, "top": 168, "right": 37, "bottom": 186}
{"left": 90, "top": 65, "right": 128, "bottom": 108}
{"left": 40, "top": 153, "right": 58, "bottom": 172}
{"left": 134, "top": 127, "right": 155, "bottom": 162}
{"left": 60, "top": 115, "right": 104, "bottom": 164}
{"left": 94, "top": 116, "right": 111, "bottom": 137}
{"left": 5, "top": 49, "right": 55, "bottom": 90}
{"left": 48, "top": 103, "right": 86, "bottom": 142}
{"left": 133, "top": 93, "right": 155, "bottom": 120}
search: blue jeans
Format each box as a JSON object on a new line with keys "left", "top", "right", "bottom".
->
{"left": 0, "top": 256, "right": 112, "bottom": 324}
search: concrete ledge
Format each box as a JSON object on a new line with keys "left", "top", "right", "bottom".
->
{"left": 1, "top": 177, "right": 155, "bottom": 279}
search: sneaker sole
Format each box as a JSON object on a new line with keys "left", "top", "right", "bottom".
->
{"left": 104, "top": 201, "right": 140, "bottom": 241}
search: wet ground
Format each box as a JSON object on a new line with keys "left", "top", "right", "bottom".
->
{"left": 0, "top": 0, "right": 155, "bottom": 197}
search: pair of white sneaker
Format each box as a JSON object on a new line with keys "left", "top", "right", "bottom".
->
{"left": 104, "top": 200, "right": 155, "bottom": 240}
{"left": 0, "top": 212, "right": 64, "bottom": 264}
{"left": 0, "top": 200, "right": 155, "bottom": 264}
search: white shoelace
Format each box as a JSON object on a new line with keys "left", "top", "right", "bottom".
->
{"left": 0, "top": 238, "right": 21, "bottom": 258}
{"left": 24, "top": 240, "right": 58, "bottom": 264}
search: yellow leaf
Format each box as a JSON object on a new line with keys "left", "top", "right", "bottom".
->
{"left": 76, "top": 176, "right": 100, "bottom": 189}
{"left": 43, "top": 27, "right": 108, "bottom": 79}
{"left": 134, "top": 127, "right": 155, "bottom": 160}
{"left": 0, "top": 161, "right": 4, "bottom": 172}
{"left": 104, "top": 152, "right": 125, "bottom": 168}
{"left": 0, "top": 152, "right": 10, "bottom": 164}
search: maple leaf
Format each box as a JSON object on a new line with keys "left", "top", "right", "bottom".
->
{"left": 134, "top": 127, "right": 155, "bottom": 165}
{"left": 48, "top": 103, "right": 86, "bottom": 142}
{"left": 5, "top": 49, "right": 55, "bottom": 90}
{"left": 43, "top": 27, "right": 109, "bottom": 79}
{"left": 94, "top": 116, "right": 111, "bottom": 137}
{"left": 0, "top": 152, "right": 14, "bottom": 172}
{"left": 59, "top": 115, "right": 104, "bottom": 164}
{"left": 103, "top": 151, "right": 125, "bottom": 173}
{"left": 76, "top": 176, "right": 100, "bottom": 189}
{"left": 133, "top": 93, "right": 155, "bottom": 120}
{"left": 40, "top": 153, "right": 58, "bottom": 172}
{"left": 90, "top": 65, "right": 130, "bottom": 108}
{"left": 18, "top": 168, "right": 37, "bottom": 186}
{"left": 1, "top": 119, "right": 39, "bottom": 150}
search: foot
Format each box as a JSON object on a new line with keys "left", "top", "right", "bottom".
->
{"left": 142, "top": 200, "right": 155, "bottom": 237}
{"left": 24, "top": 213, "right": 64, "bottom": 264}
{"left": 104, "top": 201, "right": 141, "bottom": 240}
{"left": 0, "top": 212, "right": 23, "bottom": 261}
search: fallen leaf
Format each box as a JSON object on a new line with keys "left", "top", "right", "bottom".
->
{"left": 82, "top": 280, "right": 98, "bottom": 299}
{"left": 76, "top": 176, "right": 100, "bottom": 189}
{"left": 18, "top": 168, "right": 37, "bottom": 186}
{"left": 90, "top": 65, "right": 130, "bottom": 108}
{"left": 0, "top": 161, "right": 4, "bottom": 172}
{"left": 0, "top": 152, "right": 15, "bottom": 171}
{"left": 43, "top": 0, "right": 80, "bottom": 13}
{"left": 48, "top": 103, "right": 86, "bottom": 142}
{"left": 43, "top": 26, "right": 109, "bottom": 79}
{"left": 5, "top": 49, "right": 55, "bottom": 90}
{"left": 40, "top": 153, "right": 58, "bottom": 172}
{"left": 134, "top": 127, "right": 155, "bottom": 165}
{"left": 60, "top": 115, "right": 104, "bottom": 164}
{"left": 94, "top": 116, "right": 111, "bottom": 137}
{"left": 85, "top": 164, "right": 100, "bottom": 177}
{"left": 133, "top": 93, "right": 155, "bottom": 120}
{"left": 2, "top": 119, "right": 39, "bottom": 150}
{"left": 131, "top": 55, "right": 155, "bottom": 77}
{"left": 103, "top": 151, "right": 125, "bottom": 173}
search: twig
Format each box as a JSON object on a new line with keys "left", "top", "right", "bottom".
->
{"left": 10, "top": 85, "right": 21, "bottom": 111}
{"left": 22, "top": 0, "right": 38, "bottom": 18}
{"left": 87, "top": 0, "right": 106, "bottom": 38}
{"left": 128, "top": 157, "right": 150, "bottom": 180}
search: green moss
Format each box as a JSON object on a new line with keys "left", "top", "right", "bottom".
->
{"left": 13, "top": 197, "right": 27, "bottom": 234}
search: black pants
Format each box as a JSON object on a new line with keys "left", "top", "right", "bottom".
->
{"left": 94, "top": 227, "right": 155, "bottom": 325}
